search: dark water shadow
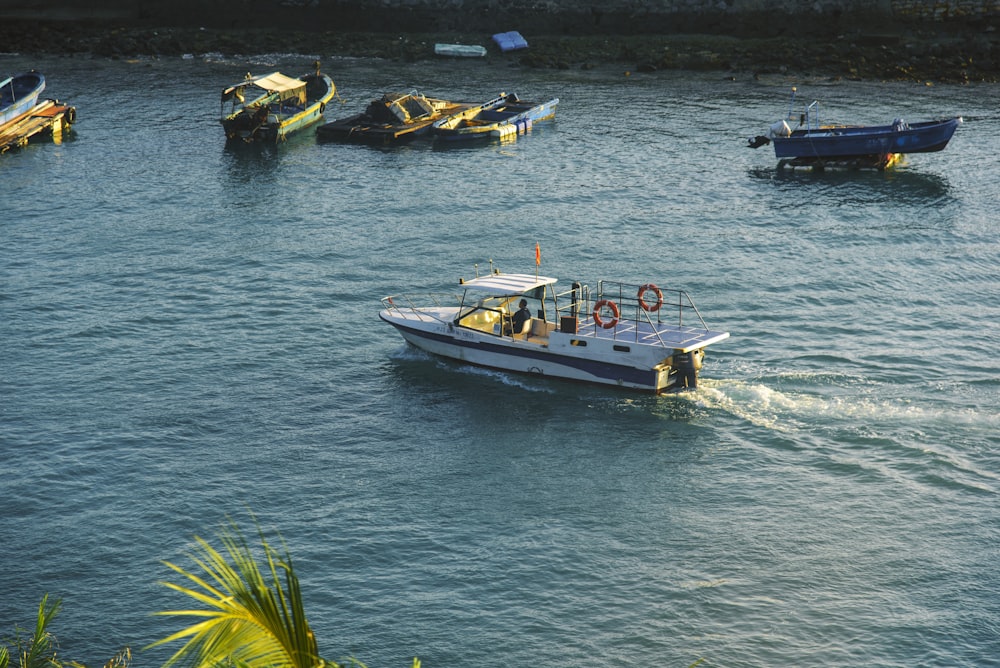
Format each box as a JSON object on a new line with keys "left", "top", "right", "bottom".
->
{"left": 220, "top": 127, "right": 320, "bottom": 185}
{"left": 746, "top": 164, "right": 953, "bottom": 204}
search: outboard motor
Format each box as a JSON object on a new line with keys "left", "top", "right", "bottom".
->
{"left": 666, "top": 349, "right": 703, "bottom": 392}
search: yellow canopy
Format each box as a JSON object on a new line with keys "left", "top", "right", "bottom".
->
{"left": 221, "top": 72, "right": 306, "bottom": 104}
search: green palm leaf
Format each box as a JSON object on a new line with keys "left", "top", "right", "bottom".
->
{"left": 17, "top": 594, "right": 61, "bottom": 668}
{"left": 148, "top": 518, "right": 334, "bottom": 668}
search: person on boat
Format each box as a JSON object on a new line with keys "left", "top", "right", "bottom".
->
{"left": 507, "top": 299, "right": 531, "bottom": 335}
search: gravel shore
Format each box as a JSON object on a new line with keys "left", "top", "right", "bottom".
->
{"left": 2, "top": 20, "right": 997, "bottom": 83}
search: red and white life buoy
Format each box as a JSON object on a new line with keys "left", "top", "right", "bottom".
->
{"left": 637, "top": 283, "right": 663, "bottom": 312}
{"left": 592, "top": 299, "right": 619, "bottom": 329}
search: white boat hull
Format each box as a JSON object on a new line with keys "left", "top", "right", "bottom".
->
{"left": 380, "top": 309, "right": 723, "bottom": 393}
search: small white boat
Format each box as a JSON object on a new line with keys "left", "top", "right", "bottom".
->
{"left": 379, "top": 261, "right": 730, "bottom": 393}
{"left": 434, "top": 43, "right": 487, "bottom": 57}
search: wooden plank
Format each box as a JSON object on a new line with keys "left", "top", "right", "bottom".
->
{"left": 0, "top": 100, "right": 75, "bottom": 152}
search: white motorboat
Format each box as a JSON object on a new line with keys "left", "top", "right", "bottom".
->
{"left": 379, "top": 261, "right": 730, "bottom": 393}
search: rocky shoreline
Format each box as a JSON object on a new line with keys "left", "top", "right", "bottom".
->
{"left": 2, "top": 20, "right": 998, "bottom": 83}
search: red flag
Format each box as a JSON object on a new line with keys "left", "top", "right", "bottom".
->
{"left": 535, "top": 242, "right": 541, "bottom": 266}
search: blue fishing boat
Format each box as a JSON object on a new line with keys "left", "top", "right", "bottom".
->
{"left": 432, "top": 92, "right": 558, "bottom": 142}
{"left": 1, "top": 71, "right": 45, "bottom": 127}
{"left": 220, "top": 63, "right": 335, "bottom": 144}
{"left": 748, "top": 88, "right": 962, "bottom": 169}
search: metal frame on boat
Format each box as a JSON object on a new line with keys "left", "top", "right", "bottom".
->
{"left": 379, "top": 261, "right": 729, "bottom": 394}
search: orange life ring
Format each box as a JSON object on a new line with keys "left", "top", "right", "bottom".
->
{"left": 592, "top": 299, "right": 619, "bottom": 329}
{"left": 637, "top": 283, "right": 663, "bottom": 312}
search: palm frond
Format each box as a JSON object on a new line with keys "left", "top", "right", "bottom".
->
{"left": 103, "top": 647, "right": 132, "bottom": 668}
{"left": 17, "top": 593, "right": 62, "bottom": 668}
{"left": 147, "top": 517, "right": 335, "bottom": 668}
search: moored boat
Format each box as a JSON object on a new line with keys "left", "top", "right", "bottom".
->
{"left": 1, "top": 71, "right": 45, "bottom": 127}
{"left": 379, "top": 258, "right": 729, "bottom": 394}
{"left": 748, "top": 87, "right": 962, "bottom": 170}
{"left": 220, "top": 63, "right": 335, "bottom": 143}
{"left": 0, "top": 99, "right": 76, "bottom": 153}
{"left": 432, "top": 92, "right": 558, "bottom": 142}
{"left": 316, "top": 91, "right": 474, "bottom": 144}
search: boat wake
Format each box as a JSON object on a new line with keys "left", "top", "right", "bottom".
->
{"left": 691, "top": 376, "right": 998, "bottom": 434}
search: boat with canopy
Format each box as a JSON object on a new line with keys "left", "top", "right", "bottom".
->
{"left": 220, "top": 64, "right": 335, "bottom": 143}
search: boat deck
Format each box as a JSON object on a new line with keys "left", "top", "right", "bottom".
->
{"left": 0, "top": 99, "right": 75, "bottom": 153}
{"left": 569, "top": 315, "right": 729, "bottom": 351}
{"left": 382, "top": 304, "right": 728, "bottom": 353}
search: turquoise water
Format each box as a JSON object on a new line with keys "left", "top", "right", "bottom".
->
{"left": 2, "top": 53, "right": 998, "bottom": 667}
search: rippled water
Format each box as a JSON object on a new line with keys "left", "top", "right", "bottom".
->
{"left": 2, "top": 53, "right": 998, "bottom": 667}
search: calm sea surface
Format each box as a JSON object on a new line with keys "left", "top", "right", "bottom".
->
{"left": 2, "top": 52, "right": 998, "bottom": 668}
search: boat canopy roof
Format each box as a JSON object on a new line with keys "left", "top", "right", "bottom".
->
{"left": 460, "top": 272, "right": 557, "bottom": 296}
{"left": 221, "top": 72, "right": 305, "bottom": 103}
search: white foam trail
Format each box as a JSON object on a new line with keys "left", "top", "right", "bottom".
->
{"left": 692, "top": 377, "right": 998, "bottom": 433}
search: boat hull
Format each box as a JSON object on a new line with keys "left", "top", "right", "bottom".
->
{"left": 380, "top": 310, "right": 725, "bottom": 394}
{"left": 384, "top": 316, "right": 668, "bottom": 392}
{"left": 317, "top": 112, "right": 435, "bottom": 143}
{"left": 772, "top": 117, "right": 961, "bottom": 160}
{"left": 1, "top": 72, "right": 45, "bottom": 127}
{"left": 432, "top": 94, "right": 558, "bottom": 142}
{"left": 317, "top": 96, "right": 474, "bottom": 145}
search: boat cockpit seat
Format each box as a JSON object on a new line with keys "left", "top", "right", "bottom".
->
{"left": 516, "top": 317, "right": 531, "bottom": 339}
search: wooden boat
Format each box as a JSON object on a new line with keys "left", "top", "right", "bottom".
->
{"left": 0, "top": 99, "right": 76, "bottom": 154}
{"left": 1, "top": 71, "right": 45, "bottom": 127}
{"left": 220, "top": 63, "right": 335, "bottom": 144}
{"left": 316, "top": 91, "right": 474, "bottom": 144}
{"left": 748, "top": 88, "right": 962, "bottom": 169}
{"left": 432, "top": 92, "right": 558, "bottom": 142}
{"left": 380, "top": 258, "right": 729, "bottom": 394}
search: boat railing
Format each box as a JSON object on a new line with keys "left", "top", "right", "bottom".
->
{"left": 590, "top": 281, "right": 712, "bottom": 344}
{"left": 553, "top": 283, "right": 592, "bottom": 324}
{"left": 785, "top": 99, "right": 821, "bottom": 131}
{"left": 381, "top": 293, "right": 458, "bottom": 323}
{"left": 803, "top": 101, "right": 821, "bottom": 131}
{"left": 783, "top": 87, "right": 821, "bottom": 131}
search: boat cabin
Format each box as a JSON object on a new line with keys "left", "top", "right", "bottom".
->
{"left": 221, "top": 72, "right": 309, "bottom": 120}
{"left": 455, "top": 272, "right": 563, "bottom": 341}
{"left": 365, "top": 93, "right": 436, "bottom": 124}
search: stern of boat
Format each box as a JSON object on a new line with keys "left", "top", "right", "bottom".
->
{"left": 661, "top": 348, "right": 705, "bottom": 393}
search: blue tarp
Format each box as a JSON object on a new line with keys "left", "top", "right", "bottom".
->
{"left": 492, "top": 31, "right": 529, "bottom": 52}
